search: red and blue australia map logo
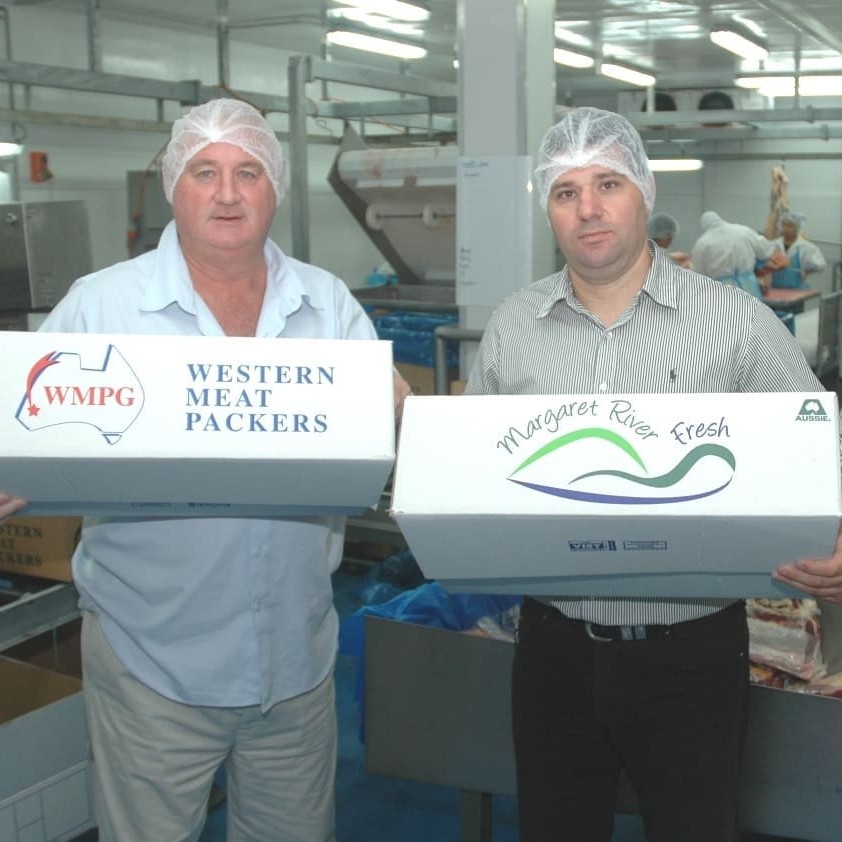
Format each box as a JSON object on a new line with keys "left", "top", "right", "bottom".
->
{"left": 15, "top": 345, "right": 145, "bottom": 444}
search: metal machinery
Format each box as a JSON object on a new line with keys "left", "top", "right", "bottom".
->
{"left": 0, "top": 200, "right": 93, "bottom": 330}
{"left": 126, "top": 170, "right": 170, "bottom": 259}
{"left": 329, "top": 128, "right": 457, "bottom": 315}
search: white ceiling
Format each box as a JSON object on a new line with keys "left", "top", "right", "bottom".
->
{"left": 58, "top": 0, "right": 842, "bottom": 99}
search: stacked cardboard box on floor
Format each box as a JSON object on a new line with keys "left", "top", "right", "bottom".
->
{"left": 0, "top": 510, "right": 89, "bottom": 839}
{"left": 0, "top": 653, "right": 93, "bottom": 841}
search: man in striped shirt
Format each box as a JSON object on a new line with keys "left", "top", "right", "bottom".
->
{"left": 465, "top": 106, "right": 842, "bottom": 842}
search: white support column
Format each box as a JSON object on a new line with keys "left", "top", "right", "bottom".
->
{"left": 456, "top": 0, "right": 556, "bottom": 332}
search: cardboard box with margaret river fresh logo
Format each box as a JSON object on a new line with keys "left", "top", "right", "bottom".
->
{"left": 0, "top": 331, "right": 395, "bottom": 517}
{"left": 391, "top": 392, "right": 842, "bottom": 598}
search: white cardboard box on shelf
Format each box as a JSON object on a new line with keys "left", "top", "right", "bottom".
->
{"left": 391, "top": 392, "right": 842, "bottom": 598}
{"left": 0, "top": 658, "right": 94, "bottom": 841}
{"left": 0, "top": 331, "right": 395, "bottom": 517}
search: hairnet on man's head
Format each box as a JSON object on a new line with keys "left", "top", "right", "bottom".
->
{"left": 648, "top": 212, "right": 679, "bottom": 241}
{"left": 700, "top": 211, "right": 724, "bottom": 231}
{"left": 534, "top": 107, "right": 656, "bottom": 213}
{"left": 161, "top": 99, "right": 286, "bottom": 206}
{"left": 780, "top": 210, "right": 806, "bottom": 231}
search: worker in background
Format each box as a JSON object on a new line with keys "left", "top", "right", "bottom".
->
{"left": 690, "top": 210, "right": 786, "bottom": 297}
{"left": 0, "top": 99, "right": 410, "bottom": 842}
{"left": 465, "top": 105, "right": 842, "bottom": 842}
{"left": 769, "top": 210, "right": 827, "bottom": 288}
{"left": 647, "top": 211, "right": 691, "bottom": 268}
{"left": 647, "top": 211, "right": 678, "bottom": 249}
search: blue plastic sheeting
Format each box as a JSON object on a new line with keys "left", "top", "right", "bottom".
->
{"left": 339, "top": 582, "right": 523, "bottom": 741}
{"left": 368, "top": 311, "right": 459, "bottom": 367}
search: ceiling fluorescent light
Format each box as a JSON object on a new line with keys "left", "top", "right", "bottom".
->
{"left": 600, "top": 61, "right": 655, "bottom": 87}
{"left": 648, "top": 158, "right": 704, "bottom": 172}
{"left": 710, "top": 28, "right": 768, "bottom": 62}
{"left": 736, "top": 75, "right": 842, "bottom": 97}
{"left": 553, "top": 24, "right": 591, "bottom": 49}
{"left": 332, "top": 0, "right": 430, "bottom": 23}
{"left": 554, "top": 48, "right": 594, "bottom": 69}
{"left": 326, "top": 30, "right": 427, "bottom": 59}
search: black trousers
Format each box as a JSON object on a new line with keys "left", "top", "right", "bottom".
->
{"left": 512, "top": 599, "right": 749, "bottom": 842}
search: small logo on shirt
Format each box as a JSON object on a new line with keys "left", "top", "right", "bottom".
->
{"left": 15, "top": 345, "right": 145, "bottom": 444}
{"left": 795, "top": 399, "right": 831, "bottom": 422}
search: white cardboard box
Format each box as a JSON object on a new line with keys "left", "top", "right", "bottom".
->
{"left": 391, "top": 392, "right": 842, "bottom": 598}
{"left": 0, "top": 659, "right": 94, "bottom": 841}
{"left": 0, "top": 331, "right": 395, "bottom": 517}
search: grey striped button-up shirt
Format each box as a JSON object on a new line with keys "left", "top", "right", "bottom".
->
{"left": 465, "top": 245, "right": 823, "bottom": 626}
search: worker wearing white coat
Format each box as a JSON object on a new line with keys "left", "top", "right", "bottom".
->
{"left": 690, "top": 210, "right": 782, "bottom": 297}
{"left": 771, "top": 211, "right": 827, "bottom": 288}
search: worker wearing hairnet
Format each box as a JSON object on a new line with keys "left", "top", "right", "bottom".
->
{"left": 648, "top": 211, "right": 691, "bottom": 268}
{"left": 0, "top": 99, "right": 410, "bottom": 842}
{"left": 770, "top": 210, "right": 827, "bottom": 288}
{"left": 647, "top": 211, "right": 679, "bottom": 249}
{"left": 690, "top": 210, "right": 783, "bottom": 297}
{"left": 466, "top": 105, "right": 842, "bottom": 842}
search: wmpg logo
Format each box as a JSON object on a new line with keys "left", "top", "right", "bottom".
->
{"left": 795, "top": 398, "right": 831, "bottom": 422}
{"left": 506, "top": 427, "right": 736, "bottom": 505}
{"left": 15, "top": 345, "right": 145, "bottom": 444}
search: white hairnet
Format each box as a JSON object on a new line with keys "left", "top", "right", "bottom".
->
{"left": 780, "top": 210, "right": 806, "bottom": 230}
{"left": 534, "top": 107, "right": 656, "bottom": 213}
{"left": 648, "top": 212, "right": 679, "bottom": 241}
{"left": 700, "top": 211, "right": 724, "bottom": 231}
{"left": 161, "top": 99, "right": 286, "bottom": 206}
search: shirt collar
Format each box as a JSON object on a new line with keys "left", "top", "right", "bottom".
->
{"left": 535, "top": 241, "right": 680, "bottom": 318}
{"left": 140, "top": 221, "right": 327, "bottom": 324}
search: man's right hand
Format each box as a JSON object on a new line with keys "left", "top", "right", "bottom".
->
{"left": 0, "top": 493, "right": 27, "bottom": 524}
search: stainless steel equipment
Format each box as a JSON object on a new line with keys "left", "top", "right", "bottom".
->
{"left": 126, "top": 170, "right": 171, "bottom": 258}
{"left": 0, "top": 200, "right": 93, "bottom": 311}
{"left": 328, "top": 127, "right": 456, "bottom": 309}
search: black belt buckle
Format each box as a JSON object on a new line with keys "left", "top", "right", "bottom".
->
{"left": 584, "top": 622, "right": 650, "bottom": 642}
{"left": 584, "top": 622, "right": 616, "bottom": 642}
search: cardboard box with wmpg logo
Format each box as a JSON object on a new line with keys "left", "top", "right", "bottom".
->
{"left": 0, "top": 331, "right": 395, "bottom": 517}
{"left": 391, "top": 392, "right": 841, "bottom": 598}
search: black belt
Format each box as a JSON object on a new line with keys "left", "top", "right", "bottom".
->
{"left": 583, "top": 621, "right": 672, "bottom": 642}
{"left": 523, "top": 598, "right": 744, "bottom": 644}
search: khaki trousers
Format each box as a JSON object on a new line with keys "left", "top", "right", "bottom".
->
{"left": 82, "top": 611, "right": 337, "bottom": 842}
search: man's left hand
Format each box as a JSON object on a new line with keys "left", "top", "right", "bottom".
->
{"left": 773, "top": 525, "right": 842, "bottom": 603}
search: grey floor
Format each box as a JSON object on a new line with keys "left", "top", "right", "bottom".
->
{"left": 196, "top": 567, "right": 648, "bottom": 842}
{"left": 74, "top": 567, "right": 799, "bottom": 841}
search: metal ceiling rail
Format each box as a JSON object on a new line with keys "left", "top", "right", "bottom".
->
{"left": 753, "top": 0, "right": 842, "bottom": 55}
{"left": 631, "top": 107, "right": 842, "bottom": 128}
{"left": 308, "top": 57, "right": 456, "bottom": 99}
{"left": 0, "top": 58, "right": 291, "bottom": 113}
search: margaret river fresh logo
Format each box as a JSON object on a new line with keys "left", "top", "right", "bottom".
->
{"left": 15, "top": 346, "right": 144, "bottom": 445}
{"left": 496, "top": 398, "right": 737, "bottom": 505}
